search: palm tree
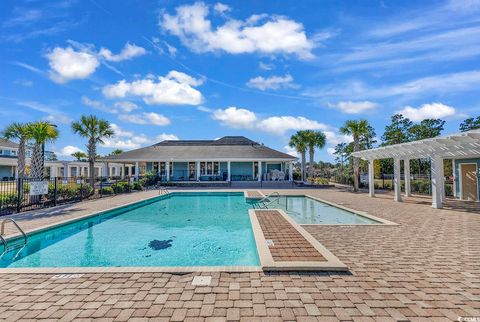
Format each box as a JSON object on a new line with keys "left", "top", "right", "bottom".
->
{"left": 71, "top": 151, "right": 87, "bottom": 161}
{"left": 289, "top": 131, "right": 309, "bottom": 182}
{"left": 72, "top": 115, "right": 114, "bottom": 188}
{"left": 303, "top": 130, "right": 326, "bottom": 178}
{"left": 2, "top": 122, "right": 31, "bottom": 178}
{"left": 340, "top": 119, "right": 370, "bottom": 192}
{"left": 27, "top": 121, "right": 59, "bottom": 179}
{"left": 109, "top": 149, "right": 123, "bottom": 155}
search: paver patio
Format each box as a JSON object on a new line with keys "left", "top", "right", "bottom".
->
{"left": 1, "top": 188, "right": 479, "bottom": 321}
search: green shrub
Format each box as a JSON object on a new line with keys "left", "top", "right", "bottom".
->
{"left": 100, "top": 186, "right": 114, "bottom": 195}
{"left": 132, "top": 182, "right": 142, "bottom": 191}
{"left": 57, "top": 185, "right": 77, "bottom": 200}
{"left": 77, "top": 184, "right": 93, "bottom": 197}
{"left": 0, "top": 193, "right": 18, "bottom": 208}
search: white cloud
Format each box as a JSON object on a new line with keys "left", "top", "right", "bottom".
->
{"left": 284, "top": 145, "right": 299, "bottom": 158}
{"left": 161, "top": 2, "right": 315, "bottom": 59}
{"left": 46, "top": 46, "right": 100, "bottom": 83}
{"left": 197, "top": 106, "right": 213, "bottom": 113}
{"left": 246, "top": 74, "right": 298, "bottom": 91}
{"left": 16, "top": 100, "right": 71, "bottom": 124}
{"left": 258, "top": 116, "right": 327, "bottom": 135}
{"left": 327, "top": 147, "right": 336, "bottom": 156}
{"left": 213, "top": 2, "right": 231, "bottom": 14}
{"left": 99, "top": 42, "right": 147, "bottom": 62}
{"left": 56, "top": 145, "right": 84, "bottom": 157}
{"left": 102, "top": 71, "right": 204, "bottom": 105}
{"left": 118, "top": 112, "right": 171, "bottom": 126}
{"left": 259, "top": 62, "right": 274, "bottom": 70}
{"left": 102, "top": 124, "right": 153, "bottom": 149}
{"left": 329, "top": 101, "right": 379, "bottom": 114}
{"left": 396, "top": 102, "right": 457, "bottom": 121}
{"left": 212, "top": 107, "right": 257, "bottom": 128}
{"left": 156, "top": 133, "right": 179, "bottom": 141}
{"left": 114, "top": 101, "right": 139, "bottom": 113}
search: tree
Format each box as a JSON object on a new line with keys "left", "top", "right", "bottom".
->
{"left": 109, "top": 149, "right": 124, "bottom": 155}
{"left": 71, "top": 151, "right": 88, "bottom": 161}
{"left": 72, "top": 115, "right": 114, "bottom": 188}
{"left": 409, "top": 119, "right": 445, "bottom": 141}
{"left": 27, "top": 121, "right": 59, "bottom": 179}
{"left": 302, "top": 130, "right": 326, "bottom": 178}
{"left": 289, "top": 131, "right": 308, "bottom": 181}
{"left": 381, "top": 114, "right": 412, "bottom": 146}
{"left": 340, "top": 119, "right": 372, "bottom": 192}
{"left": 459, "top": 116, "right": 480, "bottom": 132}
{"left": 2, "top": 122, "right": 31, "bottom": 178}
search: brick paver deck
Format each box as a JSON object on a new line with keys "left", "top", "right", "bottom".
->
{"left": 1, "top": 188, "right": 480, "bottom": 321}
{"left": 255, "top": 210, "right": 325, "bottom": 262}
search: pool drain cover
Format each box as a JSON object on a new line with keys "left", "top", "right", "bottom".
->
{"left": 192, "top": 276, "right": 211, "bottom": 286}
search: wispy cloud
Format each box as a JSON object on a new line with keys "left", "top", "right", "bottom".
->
{"left": 16, "top": 100, "right": 71, "bottom": 124}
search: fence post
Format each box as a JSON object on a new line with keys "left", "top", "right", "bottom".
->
{"left": 100, "top": 176, "right": 103, "bottom": 198}
{"left": 16, "top": 178, "right": 22, "bottom": 213}
{"left": 54, "top": 177, "right": 58, "bottom": 206}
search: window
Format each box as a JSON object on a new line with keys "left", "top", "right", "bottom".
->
{"left": 200, "top": 162, "right": 220, "bottom": 175}
{"left": 153, "top": 162, "right": 159, "bottom": 173}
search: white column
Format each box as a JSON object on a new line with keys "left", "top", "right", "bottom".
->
{"left": 393, "top": 158, "right": 402, "bottom": 202}
{"left": 289, "top": 162, "right": 293, "bottom": 182}
{"left": 452, "top": 159, "right": 457, "bottom": 198}
{"left": 103, "top": 162, "right": 109, "bottom": 177}
{"left": 63, "top": 163, "right": 68, "bottom": 178}
{"left": 227, "top": 161, "right": 231, "bottom": 181}
{"left": 14, "top": 166, "right": 19, "bottom": 179}
{"left": 258, "top": 161, "right": 262, "bottom": 181}
{"left": 368, "top": 160, "right": 375, "bottom": 197}
{"left": 431, "top": 155, "right": 443, "bottom": 209}
{"left": 51, "top": 166, "right": 57, "bottom": 178}
{"left": 121, "top": 164, "right": 125, "bottom": 179}
{"left": 135, "top": 162, "right": 139, "bottom": 180}
{"left": 404, "top": 159, "right": 411, "bottom": 197}
{"left": 165, "top": 162, "right": 170, "bottom": 181}
{"left": 196, "top": 161, "right": 201, "bottom": 181}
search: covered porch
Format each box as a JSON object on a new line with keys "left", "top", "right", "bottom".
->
{"left": 142, "top": 160, "right": 294, "bottom": 182}
{"left": 352, "top": 130, "right": 480, "bottom": 209}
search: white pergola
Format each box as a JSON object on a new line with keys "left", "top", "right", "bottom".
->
{"left": 352, "top": 129, "right": 480, "bottom": 209}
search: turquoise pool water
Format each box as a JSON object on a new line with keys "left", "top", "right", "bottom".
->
{"left": 262, "top": 196, "right": 379, "bottom": 225}
{"left": 1, "top": 192, "right": 260, "bottom": 268}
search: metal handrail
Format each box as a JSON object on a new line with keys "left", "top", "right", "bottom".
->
{"left": 256, "top": 192, "right": 281, "bottom": 209}
{"left": 0, "top": 235, "right": 6, "bottom": 258}
{"left": 1, "top": 219, "right": 28, "bottom": 248}
{"left": 159, "top": 186, "right": 170, "bottom": 195}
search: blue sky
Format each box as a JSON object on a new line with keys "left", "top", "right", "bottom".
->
{"left": 1, "top": 0, "right": 480, "bottom": 161}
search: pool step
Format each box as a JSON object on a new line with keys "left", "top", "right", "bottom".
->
{"left": 249, "top": 209, "right": 348, "bottom": 272}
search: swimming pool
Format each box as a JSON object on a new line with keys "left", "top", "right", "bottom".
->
{"left": 1, "top": 192, "right": 260, "bottom": 268}
{"left": 261, "top": 196, "right": 379, "bottom": 224}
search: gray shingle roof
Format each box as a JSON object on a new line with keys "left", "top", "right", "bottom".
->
{"left": 103, "top": 136, "right": 296, "bottom": 162}
{"left": 0, "top": 138, "right": 19, "bottom": 149}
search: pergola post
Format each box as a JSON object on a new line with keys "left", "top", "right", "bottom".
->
{"left": 431, "top": 155, "right": 443, "bottom": 209}
{"left": 404, "top": 159, "right": 411, "bottom": 197}
{"left": 393, "top": 158, "right": 402, "bottom": 202}
{"left": 368, "top": 159, "right": 375, "bottom": 197}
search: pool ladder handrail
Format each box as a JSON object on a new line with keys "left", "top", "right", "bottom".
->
{"left": 0, "top": 219, "right": 28, "bottom": 260}
{"left": 255, "top": 192, "right": 281, "bottom": 209}
{"left": 159, "top": 186, "right": 170, "bottom": 195}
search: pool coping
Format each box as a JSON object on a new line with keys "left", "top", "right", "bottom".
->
{"left": 249, "top": 209, "right": 348, "bottom": 271}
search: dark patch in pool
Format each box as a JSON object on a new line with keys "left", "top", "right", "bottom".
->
{"left": 148, "top": 239, "right": 173, "bottom": 250}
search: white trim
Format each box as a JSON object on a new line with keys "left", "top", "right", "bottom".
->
{"left": 459, "top": 162, "right": 479, "bottom": 202}
{"left": 452, "top": 159, "right": 457, "bottom": 198}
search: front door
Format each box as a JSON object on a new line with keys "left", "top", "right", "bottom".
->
{"left": 461, "top": 164, "right": 478, "bottom": 201}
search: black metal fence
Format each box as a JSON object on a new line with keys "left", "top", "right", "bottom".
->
{"left": 0, "top": 175, "right": 163, "bottom": 216}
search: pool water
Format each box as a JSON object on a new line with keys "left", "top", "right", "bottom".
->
{"left": 262, "top": 196, "right": 379, "bottom": 225}
{"left": 1, "top": 192, "right": 260, "bottom": 268}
